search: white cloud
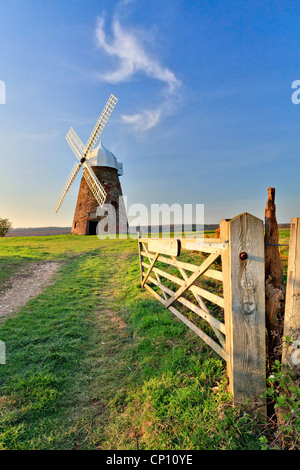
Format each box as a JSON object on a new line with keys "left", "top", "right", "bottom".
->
{"left": 95, "top": 15, "right": 181, "bottom": 131}
{"left": 15, "top": 130, "right": 60, "bottom": 141}
{"left": 95, "top": 17, "right": 180, "bottom": 93}
{"left": 121, "top": 109, "right": 161, "bottom": 132}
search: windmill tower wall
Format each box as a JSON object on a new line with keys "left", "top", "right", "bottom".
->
{"left": 71, "top": 166, "right": 127, "bottom": 235}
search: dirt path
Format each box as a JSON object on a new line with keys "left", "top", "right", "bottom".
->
{"left": 0, "top": 261, "right": 61, "bottom": 320}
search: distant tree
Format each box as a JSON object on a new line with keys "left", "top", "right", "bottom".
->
{"left": 0, "top": 218, "right": 12, "bottom": 237}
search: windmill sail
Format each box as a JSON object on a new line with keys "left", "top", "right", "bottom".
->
{"left": 66, "top": 127, "right": 86, "bottom": 161}
{"left": 54, "top": 161, "right": 83, "bottom": 213}
{"left": 84, "top": 94, "right": 118, "bottom": 155}
{"left": 55, "top": 93, "right": 118, "bottom": 214}
{"left": 83, "top": 161, "right": 107, "bottom": 207}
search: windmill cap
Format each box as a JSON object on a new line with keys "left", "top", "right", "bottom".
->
{"left": 88, "top": 140, "right": 123, "bottom": 175}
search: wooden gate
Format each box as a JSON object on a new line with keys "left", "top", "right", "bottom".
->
{"left": 138, "top": 213, "right": 266, "bottom": 410}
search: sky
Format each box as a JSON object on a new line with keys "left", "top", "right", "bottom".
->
{"left": 0, "top": 0, "right": 300, "bottom": 227}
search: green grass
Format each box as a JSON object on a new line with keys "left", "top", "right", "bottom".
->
{"left": 0, "top": 233, "right": 291, "bottom": 449}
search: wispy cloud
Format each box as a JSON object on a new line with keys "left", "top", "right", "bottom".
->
{"left": 121, "top": 109, "right": 161, "bottom": 132}
{"left": 95, "top": 14, "right": 181, "bottom": 131}
{"left": 95, "top": 16, "right": 180, "bottom": 93}
{"left": 15, "top": 130, "right": 60, "bottom": 141}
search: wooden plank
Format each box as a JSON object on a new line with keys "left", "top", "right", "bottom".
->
{"left": 183, "top": 238, "right": 223, "bottom": 243}
{"left": 148, "top": 274, "right": 226, "bottom": 335}
{"left": 220, "top": 219, "right": 233, "bottom": 384}
{"left": 148, "top": 238, "right": 180, "bottom": 256}
{"left": 144, "top": 282, "right": 167, "bottom": 306}
{"left": 282, "top": 218, "right": 300, "bottom": 377}
{"left": 141, "top": 252, "right": 159, "bottom": 287}
{"left": 190, "top": 285, "right": 224, "bottom": 309}
{"left": 222, "top": 213, "right": 266, "bottom": 411}
{"left": 180, "top": 238, "right": 228, "bottom": 253}
{"left": 142, "top": 262, "right": 179, "bottom": 283}
{"left": 142, "top": 242, "right": 168, "bottom": 301}
{"left": 141, "top": 251, "right": 223, "bottom": 281}
{"left": 144, "top": 283, "right": 228, "bottom": 361}
{"left": 170, "top": 254, "right": 225, "bottom": 346}
{"left": 168, "top": 305, "right": 228, "bottom": 361}
{"left": 142, "top": 263, "right": 225, "bottom": 308}
{"left": 165, "top": 253, "right": 219, "bottom": 308}
{"left": 201, "top": 268, "right": 223, "bottom": 282}
{"left": 141, "top": 237, "right": 224, "bottom": 244}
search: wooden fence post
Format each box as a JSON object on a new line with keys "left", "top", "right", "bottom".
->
{"left": 282, "top": 218, "right": 300, "bottom": 377}
{"left": 264, "top": 187, "right": 285, "bottom": 366}
{"left": 220, "top": 213, "right": 266, "bottom": 411}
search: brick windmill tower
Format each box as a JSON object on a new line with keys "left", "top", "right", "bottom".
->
{"left": 55, "top": 94, "right": 127, "bottom": 235}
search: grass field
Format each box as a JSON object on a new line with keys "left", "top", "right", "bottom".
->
{"left": 0, "top": 231, "right": 297, "bottom": 450}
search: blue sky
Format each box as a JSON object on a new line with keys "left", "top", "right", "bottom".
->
{"left": 0, "top": 0, "right": 299, "bottom": 227}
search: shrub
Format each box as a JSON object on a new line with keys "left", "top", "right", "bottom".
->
{"left": 0, "top": 218, "right": 12, "bottom": 237}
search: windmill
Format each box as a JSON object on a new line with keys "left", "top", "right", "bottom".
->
{"left": 55, "top": 94, "right": 127, "bottom": 235}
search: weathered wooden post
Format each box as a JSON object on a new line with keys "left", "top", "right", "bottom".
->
{"left": 265, "top": 187, "right": 285, "bottom": 366}
{"left": 282, "top": 218, "right": 300, "bottom": 377}
{"left": 220, "top": 213, "right": 266, "bottom": 412}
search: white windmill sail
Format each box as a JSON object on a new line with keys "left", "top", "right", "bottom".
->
{"left": 54, "top": 161, "right": 82, "bottom": 213}
{"left": 65, "top": 127, "right": 86, "bottom": 161}
{"left": 83, "top": 161, "right": 107, "bottom": 207}
{"left": 84, "top": 94, "right": 118, "bottom": 155}
{"left": 54, "top": 94, "right": 118, "bottom": 214}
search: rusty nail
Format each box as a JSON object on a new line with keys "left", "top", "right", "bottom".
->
{"left": 240, "top": 252, "right": 248, "bottom": 260}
